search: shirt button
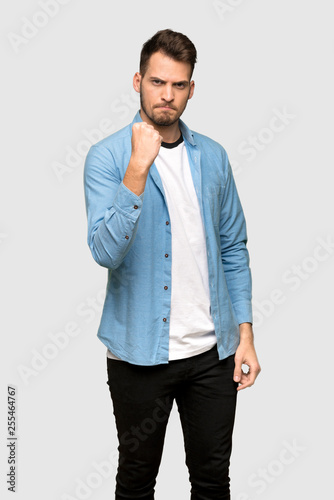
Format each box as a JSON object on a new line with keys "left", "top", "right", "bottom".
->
{"left": 125, "top": 235, "right": 129, "bottom": 240}
{"left": 163, "top": 317, "right": 167, "bottom": 322}
{"left": 165, "top": 254, "right": 169, "bottom": 258}
{"left": 133, "top": 205, "right": 138, "bottom": 209}
{"left": 166, "top": 221, "right": 169, "bottom": 225}
{"left": 164, "top": 286, "right": 168, "bottom": 290}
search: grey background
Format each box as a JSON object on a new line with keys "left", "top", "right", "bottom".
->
{"left": 1, "top": 0, "right": 333, "bottom": 498}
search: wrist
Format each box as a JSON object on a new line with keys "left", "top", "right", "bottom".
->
{"left": 129, "top": 154, "right": 151, "bottom": 173}
{"left": 239, "top": 322, "right": 254, "bottom": 342}
{"left": 123, "top": 158, "right": 149, "bottom": 197}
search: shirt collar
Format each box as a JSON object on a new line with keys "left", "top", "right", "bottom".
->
{"left": 131, "top": 110, "right": 196, "bottom": 147}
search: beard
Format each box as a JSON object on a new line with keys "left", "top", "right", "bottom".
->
{"left": 140, "top": 85, "right": 189, "bottom": 127}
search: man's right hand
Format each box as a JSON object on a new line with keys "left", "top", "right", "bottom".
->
{"left": 130, "top": 122, "right": 163, "bottom": 171}
{"left": 123, "top": 123, "right": 163, "bottom": 196}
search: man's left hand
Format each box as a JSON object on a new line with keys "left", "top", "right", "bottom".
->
{"left": 233, "top": 323, "right": 261, "bottom": 391}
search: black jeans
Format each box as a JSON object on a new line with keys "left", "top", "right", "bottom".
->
{"left": 106, "top": 344, "right": 238, "bottom": 500}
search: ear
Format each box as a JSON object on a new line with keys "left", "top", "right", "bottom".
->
{"left": 188, "top": 80, "right": 195, "bottom": 100}
{"left": 133, "top": 72, "right": 142, "bottom": 93}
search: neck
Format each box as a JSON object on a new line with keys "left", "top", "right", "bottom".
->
{"left": 139, "top": 109, "right": 181, "bottom": 143}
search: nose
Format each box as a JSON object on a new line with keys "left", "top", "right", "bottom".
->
{"left": 161, "top": 84, "right": 174, "bottom": 102}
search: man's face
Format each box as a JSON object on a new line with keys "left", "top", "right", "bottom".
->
{"left": 134, "top": 51, "right": 195, "bottom": 127}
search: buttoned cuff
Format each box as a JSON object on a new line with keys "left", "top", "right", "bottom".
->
{"left": 112, "top": 181, "right": 144, "bottom": 220}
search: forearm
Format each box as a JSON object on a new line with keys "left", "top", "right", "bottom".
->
{"left": 123, "top": 156, "right": 150, "bottom": 196}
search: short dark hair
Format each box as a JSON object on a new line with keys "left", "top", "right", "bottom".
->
{"left": 139, "top": 29, "right": 197, "bottom": 79}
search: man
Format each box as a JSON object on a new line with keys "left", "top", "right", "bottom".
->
{"left": 84, "top": 29, "right": 261, "bottom": 500}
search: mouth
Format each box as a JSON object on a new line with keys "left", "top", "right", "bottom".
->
{"left": 156, "top": 106, "right": 175, "bottom": 110}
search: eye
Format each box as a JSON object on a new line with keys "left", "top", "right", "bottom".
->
{"left": 152, "top": 79, "right": 162, "bottom": 85}
{"left": 175, "top": 83, "right": 186, "bottom": 89}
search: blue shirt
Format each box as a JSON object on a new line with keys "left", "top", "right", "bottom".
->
{"left": 83, "top": 111, "right": 253, "bottom": 365}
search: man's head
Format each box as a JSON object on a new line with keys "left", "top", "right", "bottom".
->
{"left": 139, "top": 29, "right": 197, "bottom": 80}
{"left": 133, "top": 29, "right": 197, "bottom": 128}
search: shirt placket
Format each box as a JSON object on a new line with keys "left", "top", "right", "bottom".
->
{"left": 148, "top": 163, "right": 172, "bottom": 362}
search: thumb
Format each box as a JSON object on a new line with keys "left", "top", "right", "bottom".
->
{"left": 233, "top": 354, "right": 242, "bottom": 382}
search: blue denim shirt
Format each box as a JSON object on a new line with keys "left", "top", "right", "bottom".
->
{"left": 84, "top": 110, "right": 253, "bottom": 365}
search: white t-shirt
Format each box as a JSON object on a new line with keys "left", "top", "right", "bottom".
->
{"left": 107, "top": 134, "right": 217, "bottom": 362}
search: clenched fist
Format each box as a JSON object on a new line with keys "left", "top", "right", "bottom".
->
{"left": 123, "top": 122, "right": 163, "bottom": 196}
{"left": 131, "top": 122, "right": 163, "bottom": 171}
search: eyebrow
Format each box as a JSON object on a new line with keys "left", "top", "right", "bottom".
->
{"left": 149, "top": 77, "right": 189, "bottom": 85}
